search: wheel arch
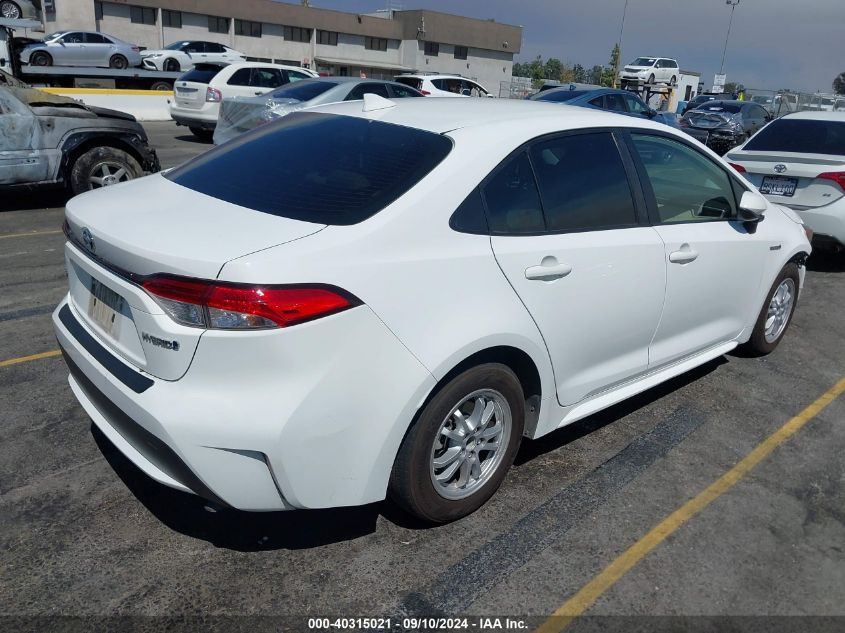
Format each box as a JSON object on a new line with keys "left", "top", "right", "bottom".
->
{"left": 60, "top": 132, "right": 149, "bottom": 181}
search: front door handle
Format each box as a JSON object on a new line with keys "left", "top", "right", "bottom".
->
{"left": 669, "top": 245, "right": 699, "bottom": 264}
{"left": 525, "top": 257, "right": 572, "bottom": 281}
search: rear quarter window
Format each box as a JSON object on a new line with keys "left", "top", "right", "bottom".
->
{"left": 166, "top": 113, "right": 453, "bottom": 225}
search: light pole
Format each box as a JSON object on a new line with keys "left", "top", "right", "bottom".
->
{"left": 614, "top": 0, "right": 630, "bottom": 88}
{"left": 719, "top": 0, "right": 740, "bottom": 76}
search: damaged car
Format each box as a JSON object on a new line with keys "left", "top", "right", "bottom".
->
{"left": 0, "top": 69, "right": 159, "bottom": 194}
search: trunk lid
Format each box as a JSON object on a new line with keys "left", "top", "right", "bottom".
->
{"left": 63, "top": 174, "right": 325, "bottom": 380}
{"left": 727, "top": 150, "right": 845, "bottom": 209}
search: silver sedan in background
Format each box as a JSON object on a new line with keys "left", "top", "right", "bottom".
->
{"left": 213, "top": 77, "right": 423, "bottom": 144}
{"left": 20, "top": 31, "right": 142, "bottom": 69}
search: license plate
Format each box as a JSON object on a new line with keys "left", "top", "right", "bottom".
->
{"left": 760, "top": 176, "right": 798, "bottom": 197}
{"left": 88, "top": 278, "right": 124, "bottom": 337}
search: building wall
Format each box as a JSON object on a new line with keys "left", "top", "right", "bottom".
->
{"left": 42, "top": 0, "right": 519, "bottom": 88}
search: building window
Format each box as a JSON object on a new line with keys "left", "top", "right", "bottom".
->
{"left": 317, "top": 30, "right": 338, "bottom": 46}
{"left": 208, "top": 15, "right": 229, "bottom": 34}
{"left": 235, "top": 19, "right": 262, "bottom": 38}
{"left": 94, "top": 1, "right": 103, "bottom": 20}
{"left": 130, "top": 5, "right": 156, "bottom": 25}
{"left": 454, "top": 45, "right": 468, "bottom": 60}
{"left": 424, "top": 41, "right": 439, "bottom": 56}
{"left": 162, "top": 10, "right": 181, "bottom": 28}
{"left": 365, "top": 36, "right": 388, "bottom": 52}
{"left": 284, "top": 26, "right": 311, "bottom": 43}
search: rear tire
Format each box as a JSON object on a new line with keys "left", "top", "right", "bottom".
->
{"left": 30, "top": 51, "right": 52, "bottom": 67}
{"left": 109, "top": 54, "right": 128, "bottom": 69}
{"left": 150, "top": 81, "right": 172, "bottom": 91}
{"left": 388, "top": 363, "right": 525, "bottom": 524}
{"left": 189, "top": 127, "right": 214, "bottom": 142}
{"left": 69, "top": 146, "right": 143, "bottom": 196}
{"left": 742, "top": 263, "right": 800, "bottom": 356}
{"left": 163, "top": 58, "right": 180, "bottom": 72}
{"left": 0, "top": 1, "right": 21, "bottom": 19}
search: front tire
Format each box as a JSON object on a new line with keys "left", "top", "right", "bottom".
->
{"left": 30, "top": 51, "right": 52, "bottom": 67}
{"left": 388, "top": 363, "right": 525, "bottom": 524}
{"left": 648, "top": 73, "right": 655, "bottom": 85}
{"left": 109, "top": 54, "right": 128, "bottom": 69}
{"left": 163, "top": 58, "right": 180, "bottom": 72}
{"left": 69, "top": 146, "right": 142, "bottom": 196}
{"left": 670, "top": 75, "right": 677, "bottom": 86}
{"left": 742, "top": 263, "right": 800, "bottom": 355}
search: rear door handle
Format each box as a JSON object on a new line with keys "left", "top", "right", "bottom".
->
{"left": 525, "top": 258, "right": 572, "bottom": 281}
{"left": 669, "top": 246, "right": 699, "bottom": 264}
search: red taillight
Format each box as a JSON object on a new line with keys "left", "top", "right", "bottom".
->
{"left": 141, "top": 275, "right": 359, "bottom": 330}
{"left": 206, "top": 86, "right": 222, "bottom": 103}
{"left": 817, "top": 171, "right": 845, "bottom": 191}
{"left": 420, "top": 90, "right": 431, "bottom": 96}
{"left": 729, "top": 162, "right": 747, "bottom": 173}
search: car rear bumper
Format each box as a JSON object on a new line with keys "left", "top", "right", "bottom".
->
{"left": 169, "top": 103, "right": 219, "bottom": 129}
{"left": 53, "top": 293, "right": 436, "bottom": 511}
{"left": 781, "top": 199, "right": 845, "bottom": 247}
{"left": 683, "top": 128, "right": 743, "bottom": 155}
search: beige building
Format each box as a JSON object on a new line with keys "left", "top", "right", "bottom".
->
{"left": 41, "top": 0, "right": 522, "bottom": 94}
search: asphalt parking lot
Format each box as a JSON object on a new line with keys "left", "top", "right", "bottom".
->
{"left": 2, "top": 122, "right": 845, "bottom": 631}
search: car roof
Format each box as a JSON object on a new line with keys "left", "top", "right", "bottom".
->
{"left": 308, "top": 97, "right": 670, "bottom": 136}
{"left": 223, "top": 62, "right": 310, "bottom": 71}
{"left": 782, "top": 111, "right": 845, "bottom": 122}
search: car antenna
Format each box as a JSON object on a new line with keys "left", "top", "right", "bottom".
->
{"left": 362, "top": 93, "right": 396, "bottom": 112}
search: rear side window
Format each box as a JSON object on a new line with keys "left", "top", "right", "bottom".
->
{"left": 483, "top": 152, "right": 545, "bottom": 234}
{"left": 395, "top": 77, "right": 422, "bottom": 90}
{"left": 269, "top": 80, "right": 336, "bottom": 102}
{"left": 180, "top": 65, "right": 223, "bottom": 84}
{"left": 166, "top": 113, "right": 453, "bottom": 225}
{"left": 345, "top": 83, "right": 390, "bottom": 100}
{"left": 744, "top": 119, "right": 845, "bottom": 156}
{"left": 529, "top": 133, "right": 637, "bottom": 231}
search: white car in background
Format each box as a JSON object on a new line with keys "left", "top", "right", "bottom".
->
{"left": 620, "top": 56, "right": 679, "bottom": 86}
{"left": 727, "top": 111, "right": 845, "bottom": 252}
{"left": 395, "top": 73, "right": 492, "bottom": 97}
{"left": 169, "top": 61, "right": 318, "bottom": 140}
{"left": 141, "top": 40, "right": 245, "bottom": 73}
{"left": 54, "top": 99, "right": 809, "bottom": 524}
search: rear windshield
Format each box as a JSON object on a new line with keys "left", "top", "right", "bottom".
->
{"left": 166, "top": 113, "right": 453, "bottom": 225}
{"left": 744, "top": 119, "right": 845, "bottom": 156}
{"left": 179, "top": 65, "right": 223, "bottom": 84}
{"left": 695, "top": 101, "right": 742, "bottom": 113}
{"left": 395, "top": 77, "right": 422, "bottom": 90}
{"left": 268, "top": 80, "right": 337, "bottom": 102}
{"left": 534, "top": 90, "right": 588, "bottom": 103}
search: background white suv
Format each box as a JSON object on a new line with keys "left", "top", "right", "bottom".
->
{"left": 395, "top": 74, "right": 492, "bottom": 97}
{"left": 169, "top": 62, "right": 318, "bottom": 140}
{"left": 141, "top": 40, "right": 245, "bottom": 73}
{"left": 620, "top": 56, "right": 679, "bottom": 86}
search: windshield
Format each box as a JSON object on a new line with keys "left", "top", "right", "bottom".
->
{"left": 694, "top": 101, "right": 742, "bottom": 113}
{"left": 744, "top": 119, "right": 845, "bottom": 156}
{"left": 269, "top": 80, "right": 337, "bottom": 102}
{"left": 533, "top": 90, "right": 588, "bottom": 103}
{"left": 631, "top": 58, "right": 656, "bottom": 66}
{"left": 166, "top": 112, "right": 453, "bottom": 225}
{"left": 164, "top": 41, "right": 190, "bottom": 50}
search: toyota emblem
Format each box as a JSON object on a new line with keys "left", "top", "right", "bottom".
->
{"left": 774, "top": 164, "right": 787, "bottom": 174}
{"left": 81, "top": 228, "right": 95, "bottom": 253}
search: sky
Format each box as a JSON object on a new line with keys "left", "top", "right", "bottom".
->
{"left": 288, "top": 0, "right": 843, "bottom": 94}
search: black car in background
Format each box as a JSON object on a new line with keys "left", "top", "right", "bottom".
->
{"left": 679, "top": 100, "right": 772, "bottom": 155}
{"left": 681, "top": 93, "right": 721, "bottom": 115}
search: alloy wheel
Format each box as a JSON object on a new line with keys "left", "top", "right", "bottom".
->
{"left": 1, "top": 2, "right": 21, "bottom": 19}
{"left": 764, "top": 278, "right": 795, "bottom": 343}
{"left": 87, "top": 162, "right": 132, "bottom": 189}
{"left": 429, "top": 389, "right": 511, "bottom": 500}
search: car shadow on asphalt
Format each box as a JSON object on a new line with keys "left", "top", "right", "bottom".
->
{"left": 0, "top": 189, "right": 71, "bottom": 212}
{"left": 90, "top": 358, "right": 727, "bottom": 548}
{"left": 91, "top": 424, "right": 382, "bottom": 551}
{"left": 174, "top": 134, "right": 213, "bottom": 145}
{"left": 807, "top": 251, "right": 845, "bottom": 273}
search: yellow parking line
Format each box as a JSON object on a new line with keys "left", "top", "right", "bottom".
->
{"left": 0, "top": 230, "right": 63, "bottom": 240}
{"left": 0, "top": 350, "right": 62, "bottom": 368}
{"left": 535, "top": 375, "right": 845, "bottom": 633}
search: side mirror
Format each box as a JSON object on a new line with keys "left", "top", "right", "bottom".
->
{"left": 646, "top": 109, "right": 658, "bottom": 118}
{"left": 738, "top": 190, "right": 766, "bottom": 225}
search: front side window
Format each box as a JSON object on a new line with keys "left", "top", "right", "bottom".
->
{"left": 605, "top": 93, "right": 627, "bottom": 112}
{"left": 529, "top": 133, "right": 637, "bottom": 232}
{"left": 251, "top": 68, "right": 283, "bottom": 88}
{"left": 61, "top": 32, "right": 84, "bottom": 44}
{"left": 286, "top": 70, "right": 312, "bottom": 82}
{"left": 167, "top": 113, "right": 452, "bottom": 225}
{"left": 631, "top": 134, "right": 737, "bottom": 223}
{"left": 623, "top": 93, "right": 649, "bottom": 115}
{"left": 483, "top": 152, "right": 544, "bottom": 234}
{"left": 227, "top": 68, "right": 251, "bottom": 86}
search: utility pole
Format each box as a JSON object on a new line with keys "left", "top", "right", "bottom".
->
{"left": 719, "top": 0, "right": 740, "bottom": 76}
{"left": 613, "top": 0, "right": 630, "bottom": 88}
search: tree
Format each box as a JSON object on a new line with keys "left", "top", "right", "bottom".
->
{"left": 544, "top": 58, "right": 563, "bottom": 81}
{"left": 609, "top": 43, "right": 621, "bottom": 72}
{"left": 589, "top": 65, "right": 604, "bottom": 86}
{"left": 834, "top": 72, "right": 845, "bottom": 95}
{"left": 572, "top": 63, "right": 587, "bottom": 83}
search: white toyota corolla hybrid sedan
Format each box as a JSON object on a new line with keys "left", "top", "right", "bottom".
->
{"left": 54, "top": 97, "right": 811, "bottom": 523}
